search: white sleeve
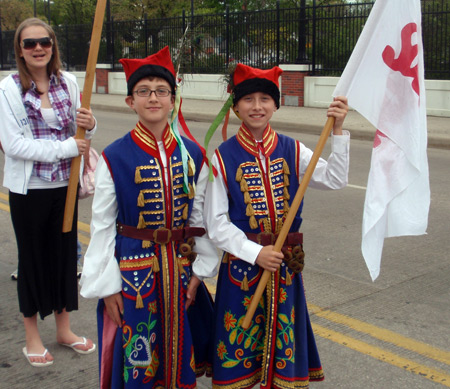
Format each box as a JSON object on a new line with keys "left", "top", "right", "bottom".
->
{"left": 79, "top": 156, "right": 122, "bottom": 299}
{"left": 298, "top": 131, "right": 350, "bottom": 189}
{"left": 0, "top": 89, "right": 79, "bottom": 162}
{"left": 204, "top": 153, "right": 262, "bottom": 265}
{"left": 189, "top": 163, "right": 220, "bottom": 280}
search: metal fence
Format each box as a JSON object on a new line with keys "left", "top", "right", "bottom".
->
{"left": 0, "top": 0, "right": 448, "bottom": 79}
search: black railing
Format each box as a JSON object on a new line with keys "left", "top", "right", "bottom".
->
{"left": 0, "top": 1, "right": 448, "bottom": 80}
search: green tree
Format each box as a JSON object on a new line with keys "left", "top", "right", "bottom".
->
{"left": 0, "top": 0, "right": 33, "bottom": 30}
{"left": 51, "top": 0, "right": 97, "bottom": 25}
{"left": 109, "top": 0, "right": 193, "bottom": 21}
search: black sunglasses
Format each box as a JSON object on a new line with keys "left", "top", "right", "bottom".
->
{"left": 21, "top": 37, "right": 53, "bottom": 50}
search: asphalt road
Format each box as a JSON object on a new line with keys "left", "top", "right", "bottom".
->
{"left": 0, "top": 109, "right": 449, "bottom": 388}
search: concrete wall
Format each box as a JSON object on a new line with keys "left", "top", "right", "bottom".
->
{"left": 108, "top": 72, "right": 229, "bottom": 101}
{"left": 1, "top": 70, "right": 448, "bottom": 117}
{"left": 107, "top": 71, "right": 450, "bottom": 117}
{"left": 305, "top": 77, "right": 450, "bottom": 117}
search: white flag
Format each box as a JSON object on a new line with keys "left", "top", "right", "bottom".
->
{"left": 333, "top": 0, "right": 430, "bottom": 281}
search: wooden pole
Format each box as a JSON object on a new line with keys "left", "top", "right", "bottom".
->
{"left": 62, "top": 0, "right": 107, "bottom": 232}
{"left": 241, "top": 116, "right": 336, "bottom": 330}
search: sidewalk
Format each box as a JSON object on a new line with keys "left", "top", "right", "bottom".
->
{"left": 90, "top": 93, "right": 450, "bottom": 149}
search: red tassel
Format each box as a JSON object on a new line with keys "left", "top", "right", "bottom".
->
{"left": 221, "top": 109, "right": 231, "bottom": 141}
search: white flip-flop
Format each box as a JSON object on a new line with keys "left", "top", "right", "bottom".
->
{"left": 22, "top": 347, "right": 53, "bottom": 367}
{"left": 59, "top": 337, "right": 96, "bottom": 355}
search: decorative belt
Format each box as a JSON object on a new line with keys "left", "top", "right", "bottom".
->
{"left": 116, "top": 222, "right": 205, "bottom": 245}
{"left": 245, "top": 231, "right": 303, "bottom": 247}
{"left": 246, "top": 231, "right": 305, "bottom": 274}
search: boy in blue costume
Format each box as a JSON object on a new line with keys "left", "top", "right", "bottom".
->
{"left": 80, "top": 46, "right": 218, "bottom": 388}
{"left": 204, "top": 64, "right": 350, "bottom": 388}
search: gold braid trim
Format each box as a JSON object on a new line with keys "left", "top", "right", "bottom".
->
{"left": 244, "top": 191, "right": 252, "bottom": 204}
{"left": 309, "top": 369, "right": 325, "bottom": 380}
{"left": 212, "top": 371, "right": 262, "bottom": 388}
{"left": 182, "top": 203, "right": 189, "bottom": 220}
{"left": 263, "top": 218, "right": 271, "bottom": 233}
{"left": 276, "top": 218, "right": 284, "bottom": 233}
{"left": 188, "top": 158, "right": 195, "bottom": 177}
{"left": 245, "top": 203, "right": 254, "bottom": 217}
{"left": 138, "top": 213, "right": 146, "bottom": 229}
{"left": 152, "top": 256, "right": 160, "bottom": 272}
{"left": 178, "top": 260, "right": 187, "bottom": 277}
{"left": 249, "top": 216, "right": 258, "bottom": 230}
{"left": 135, "top": 168, "right": 142, "bottom": 184}
{"left": 241, "top": 274, "right": 249, "bottom": 291}
{"left": 119, "top": 258, "right": 153, "bottom": 269}
{"left": 245, "top": 203, "right": 258, "bottom": 229}
{"left": 236, "top": 168, "right": 256, "bottom": 229}
{"left": 283, "top": 160, "right": 290, "bottom": 175}
{"left": 285, "top": 270, "right": 292, "bottom": 286}
{"left": 142, "top": 240, "right": 151, "bottom": 249}
{"left": 138, "top": 191, "right": 145, "bottom": 207}
{"left": 222, "top": 252, "right": 229, "bottom": 264}
{"left": 235, "top": 166, "right": 243, "bottom": 182}
{"left": 240, "top": 178, "right": 249, "bottom": 192}
{"left": 121, "top": 269, "right": 153, "bottom": 309}
{"left": 188, "top": 183, "right": 194, "bottom": 199}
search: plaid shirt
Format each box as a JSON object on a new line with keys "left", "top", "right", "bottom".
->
{"left": 13, "top": 73, "right": 75, "bottom": 182}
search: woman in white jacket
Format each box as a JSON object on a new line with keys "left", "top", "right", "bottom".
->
{"left": 0, "top": 18, "right": 96, "bottom": 367}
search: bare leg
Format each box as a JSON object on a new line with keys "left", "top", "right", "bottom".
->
{"left": 23, "top": 314, "right": 54, "bottom": 363}
{"left": 55, "top": 309, "right": 94, "bottom": 352}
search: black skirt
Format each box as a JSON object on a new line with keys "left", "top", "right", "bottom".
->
{"left": 9, "top": 187, "right": 78, "bottom": 319}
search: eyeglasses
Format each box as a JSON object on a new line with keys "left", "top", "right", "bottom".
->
{"left": 133, "top": 88, "right": 171, "bottom": 98}
{"left": 21, "top": 37, "right": 53, "bottom": 50}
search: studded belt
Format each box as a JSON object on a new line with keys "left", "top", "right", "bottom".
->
{"left": 116, "top": 222, "right": 205, "bottom": 245}
{"left": 246, "top": 231, "right": 305, "bottom": 273}
{"left": 245, "top": 231, "right": 303, "bottom": 247}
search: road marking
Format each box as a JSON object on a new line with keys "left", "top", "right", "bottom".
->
{"left": 309, "top": 304, "right": 450, "bottom": 366}
{"left": 1, "top": 190, "right": 449, "bottom": 387}
{"left": 78, "top": 233, "right": 91, "bottom": 246}
{"left": 0, "top": 202, "right": 10, "bottom": 212}
{"left": 347, "top": 183, "right": 367, "bottom": 190}
{"left": 312, "top": 322, "right": 450, "bottom": 387}
{"left": 78, "top": 221, "right": 91, "bottom": 233}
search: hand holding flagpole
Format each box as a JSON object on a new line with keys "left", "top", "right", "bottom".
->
{"left": 241, "top": 116, "right": 336, "bottom": 330}
{"left": 62, "top": 0, "right": 107, "bottom": 232}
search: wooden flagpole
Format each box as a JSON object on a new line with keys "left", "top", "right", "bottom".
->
{"left": 62, "top": 0, "right": 107, "bottom": 232}
{"left": 241, "top": 116, "right": 336, "bottom": 330}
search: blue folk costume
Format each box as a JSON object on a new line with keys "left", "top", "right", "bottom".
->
{"left": 212, "top": 125, "right": 323, "bottom": 389}
{"left": 81, "top": 46, "right": 214, "bottom": 388}
{"left": 97, "top": 122, "right": 213, "bottom": 388}
{"left": 204, "top": 64, "right": 329, "bottom": 389}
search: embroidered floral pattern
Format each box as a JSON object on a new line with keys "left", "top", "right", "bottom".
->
{"left": 224, "top": 311, "right": 237, "bottom": 331}
{"left": 148, "top": 301, "right": 157, "bottom": 313}
{"left": 123, "top": 300, "right": 159, "bottom": 384}
{"left": 216, "top": 289, "right": 298, "bottom": 372}
{"left": 216, "top": 308, "right": 265, "bottom": 369}
{"left": 279, "top": 287, "right": 287, "bottom": 304}
{"left": 275, "top": 313, "right": 295, "bottom": 364}
{"left": 217, "top": 341, "right": 227, "bottom": 360}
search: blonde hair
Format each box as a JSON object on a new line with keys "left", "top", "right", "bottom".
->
{"left": 14, "top": 18, "right": 62, "bottom": 93}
